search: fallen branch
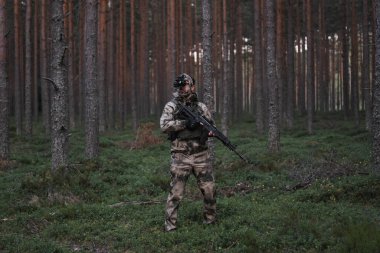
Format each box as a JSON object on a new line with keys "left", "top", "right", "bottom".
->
{"left": 109, "top": 200, "right": 164, "bottom": 208}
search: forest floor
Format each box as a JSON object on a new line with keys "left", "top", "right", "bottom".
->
{"left": 0, "top": 113, "right": 379, "bottom": 253}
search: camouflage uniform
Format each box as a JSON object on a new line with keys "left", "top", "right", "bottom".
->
{"left": 160, "top": 89, "right": 216, "bottom": 232}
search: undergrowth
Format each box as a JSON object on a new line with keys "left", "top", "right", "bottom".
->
{"left": 0, "top": 116, "right": 379, "bottom": 253}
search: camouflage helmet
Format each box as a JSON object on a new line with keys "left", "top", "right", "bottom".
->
{"left": 173, "top": 73, "right": 195, "bottom": 88}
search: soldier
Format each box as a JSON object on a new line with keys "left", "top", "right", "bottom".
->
{"left": 160, "top": 73, "right": 216, "bottom": 232}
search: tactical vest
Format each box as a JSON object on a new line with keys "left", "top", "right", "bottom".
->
{"left": 172, "top": 99, "right": 206, "bottom": 141}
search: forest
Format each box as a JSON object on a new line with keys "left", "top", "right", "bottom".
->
{"left": 0, "top": 0, "right": 380, "bottom": 252}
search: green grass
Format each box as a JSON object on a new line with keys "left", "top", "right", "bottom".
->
{"left": 0, "top": 115, "right": 379, "bottom": 252}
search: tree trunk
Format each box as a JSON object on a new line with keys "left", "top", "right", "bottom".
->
{"left": 33, "top": 0, "right": 39, "bottom": 122}
{"left": 106, "top": 0, "right": 115, "bottom": 129}
{"left": 131, "top": 0, "right": 138, "bottom": 131}
{"left": 97, "top": 0, "right": 107, "bottom": 133}
{"left": 0, "top": 0, "right": 9, "bottom": 160}
{"left": 266, "top": 0, "right": 280, "bottom": 153}
{"left": 201, "top": 0, "right": 215, "bottom": 161}
{"left": 235, "top": 0, "right": 243, "bottom": 117}
{"left": 14, "top": 0, "right": 22, "bottom": 135}
{"left": 306, "top": 0, "right": 314, "bottom": 134}
{"left": 138, "top": 0, "right": 149, "bottom": 117}
{"left": 41, "top": 0, "right": 50, "bottom": 134}
{"left": 342, "top": 1, "right": 350, "bottom": 120}
{"left": 286, "top": 0, "right": 294, "bottom": 129}
{"left": 24, "top": 0, "right": 32, "bottom": 136}
{"left": 254, "top": 0, "right": 264, "bottom": 135}
{"left": 84, "top": 0, "right": 98, "bottom": 159}
{"left": 167, "top": 0, "right": 176, "bottom": 100}
{"left": 363, "top": 0, "right": 372, "bottom": 130}
{"left": 64, "top": 0, "right": 75, "bottom": 129}
{"left": 50, "top": 0, "right": 69, "bottom": 171}
{"left": 351, "top": 0, "right": 359, "bottom": 127}
{"left": 373, "top": 0, "right": 380, "bottom": 173}
{"left": 221, "top": 0, "right": 229, "bottom": 136}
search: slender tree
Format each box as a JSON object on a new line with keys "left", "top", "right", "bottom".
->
{"left": 84, "top": 0, "right": 98, "bottom": 159}
{"left": 266, "top": 0, "right": 280, "bottom": 153}
{"left": 373, "top": 0, "right": 380, "bottom": 173}
{"left": 254, "top": 0, "right": 264, "bottom": 135}
{"left": 286, "top": 0, "right": 295, "bottom": 129}
{"left": 306, "top": 0, "right": 314, "bottom": 134}
{"left": 167, "top": 0, "right": 175, "bottom": 99}
{"left": 221, "top": 0, "right": 229, "bottom": 136}
{"left": 24, "top": 0, "right": 32, "bottom": 136}
{"left": 363, "top": 0, "right": 372, "bottom": 131}
{"left": 14, "top": 0, "right": 22, "bottom": 135}
{"left": 50, "top": 0, "right": 69, "bottom": 171}
{"left": 131, "top": 0, "right": 138, "bottom": 131}
{"left": 351, "top": 0, "right": 359, "bottom": 127}
{"left": 0, "top": 0, "right": 9, "bottom": 160}
{"left": 97, "top": 0, "right": 106, "bottom": 132}
{"left": 201, "top": 0, "right": 215, "bottom": 161}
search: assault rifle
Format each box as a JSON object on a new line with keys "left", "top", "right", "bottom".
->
{"left": 177, "top": 102, "right": 252, "bottom": 164}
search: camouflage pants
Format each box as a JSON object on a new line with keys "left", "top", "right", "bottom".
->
{"left": 165, "top": 150, "right": 216, "bottom": 231}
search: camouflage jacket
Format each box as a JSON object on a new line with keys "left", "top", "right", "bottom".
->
{"left": 160, "top": 92, "right": 213, "bottom": 154}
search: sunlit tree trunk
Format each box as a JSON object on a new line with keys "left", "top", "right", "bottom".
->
{"left": 50, "top": 0, "right": 69, "bottom": 171}
{"left": 0, "top": 0, "right": 9, "bottom": 160}
{"left": 84, "top": 0, "right": 98, "bottom": 159}
{"left": 266, "top": 0, "right": 280, "bottom": 153}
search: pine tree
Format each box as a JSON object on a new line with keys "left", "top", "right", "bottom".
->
{"left": 50, "top": 0, "right": 69, "bottom": 171}
{"left": 84, "top": 0, "right": 99, "bottom": 159}
{"left": 0, "top": 0, "right": 9, "bottom": 160}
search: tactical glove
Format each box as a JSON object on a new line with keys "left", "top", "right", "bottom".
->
{"left": 186, "top": 119, "right": 199, "bottom": 130}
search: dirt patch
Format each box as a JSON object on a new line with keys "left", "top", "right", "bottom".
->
{"left": 118, "top": 122, "right": 163, "bottom": 150}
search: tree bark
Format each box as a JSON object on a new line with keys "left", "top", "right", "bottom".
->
{"left": 106, "top": 0, "right": 115, "bottom": 129}
{"left": 14, "top": 0, "right": 22, "bottom": 135}
{"left": 363, "top": 0, "right": 372, "bottom": 131}
{"left": 97, "top": 0, "right": 106, "bottom": 133}
{"left": 84, "top": 0, "right": 98, "bottom": 159}
{"left": 50, "top": 0, "right": 69, "bottom": 171}
{"left": 373, "top": 0, "right": 380, "bottom": 173}
{"left": 131, "top": 0, "right": 137, "bottom": 131}
{"left": 351, "top": 0, "right": 359, "bottom": 127}
{"left": 201, "top": 0, "right": 215, "bottom": 161}
{"left": 306, "top": 0, "right": 314, "bottom": 134}
{"left": 41, "top": 0, "right": 50, "bottom": 134}
{"left": 254, "top": 0, "right": 264, "bottom": 135}
{"left": 24, "top": 0, "right": 32, "bottom": 136}
{"left": 167, "top": 0, "right": 176, "bottom": 100}
{"left": 221, "top": 0, "right": 229, "bottom": 136}
{"left": 0, "top": 0, "right": 9, "bottom": 160}
{"left": 266, "top": 0, "right": 280, "bottom": 153}
{"left": 286, "top": 0, "right": 294, "bottom": 129}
